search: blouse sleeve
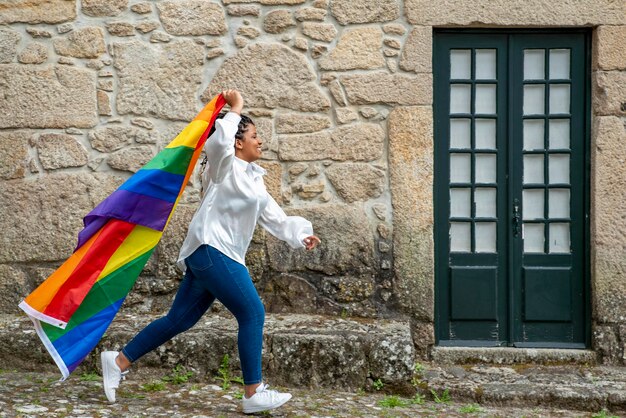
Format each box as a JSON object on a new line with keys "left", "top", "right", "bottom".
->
{"left": 202, "top": 112, "right": 240, "bottom": 184}
{"left": 258, "top": 193, "right": 313, "bottom": 249}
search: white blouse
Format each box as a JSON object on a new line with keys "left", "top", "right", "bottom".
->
{"left": 177, "top": 112, "right": 313, "bottom": 271}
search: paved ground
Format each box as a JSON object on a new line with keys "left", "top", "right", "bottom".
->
{"left": 0, "top": 367, "right": 624, "bottom": 418}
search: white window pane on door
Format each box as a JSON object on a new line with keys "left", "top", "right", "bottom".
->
{"left": 524, "top": 49, "right": 545, "bottom": 80}
{"left": 549, "top": 84, "right": 570, "bottom": 114}
{"left": 450, "top": 188, "right": 471, "bottom": 218}
{"left": 549, "top": 119, "right": 570, "bottom": 149}
{"left": 475, "top": 154, "right": 497, "bottom": 183}
{"left": 549, "top": 223, "right": 570, "bottom": 253}
{"left": 549, "top": 189, "right": 570, "bottom": 218}
{"left": 450, "top": 222, "right": 471, "bottom": 252}
{"left": 549, "top": 49, "right": 570, "bottom": 79}
{"left": 475, "top": 119, "right": 496, "bottom": 149}
{"left": 523, "top": 189, "right": 544, "bottom": 220}
{"left": 523, "top": 85, "right": 545, "bottom": 115}
{"left": 475, "top": 188, "right": 496, "bottom": 218}
{"left": 450, "top": 84, "right": 471, "bottom": 114}
{"left": 523, "top": 119, "right": 544, "bottom": 150}
{"left": 450, "top": 153, "right": 471, "bottom": 183}
{"left": 450, "top": 119, "right": 471, "bottom": 149}
{"left": 475, "top": 222, "right": 497, "bottom": 253}
{"left": 523, "top": 154, "right": 544, "bottom": 184}
{"left": 549, "top": 154, "right": 569, "bottom": 184}
{"left": 450, "top": 49, "right": 471, "bottom": 79}
{"left": 475, "top": 84, "right": 496, "bottom": 114}
{"left": 475, "top": 49, "right": 496, "bottom": 80}
{"left": 523, "top": 223, "right": 545, "bottom": 253}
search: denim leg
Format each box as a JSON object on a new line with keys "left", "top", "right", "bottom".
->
{"left": 189, "top": 246, "right": 265, "bottom": 385}
{"left": 121, "top": 265, "right": 215, "bottom": 363}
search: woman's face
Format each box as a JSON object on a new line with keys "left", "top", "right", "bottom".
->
{"left": 235, "top": 123, "right": 262, "bottom": 163}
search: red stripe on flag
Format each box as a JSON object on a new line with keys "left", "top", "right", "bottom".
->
{"left": 43, "top": 220, "right": 135, "bottom": 323}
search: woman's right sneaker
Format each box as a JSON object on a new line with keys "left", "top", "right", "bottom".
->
{"left": 242, "top": 382, "right": 292, "bottom": 414}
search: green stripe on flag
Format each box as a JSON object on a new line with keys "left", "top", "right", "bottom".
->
{"left": 141, "top": 146, "right": 196, "bottom": 176}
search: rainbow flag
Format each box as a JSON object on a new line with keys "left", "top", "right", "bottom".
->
{"left": 19, "top": 94, "right": 226, "bottom": 379}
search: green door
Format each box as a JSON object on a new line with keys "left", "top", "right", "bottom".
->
{"left": 434, "top": 31, "right": 590, "bottom": 347}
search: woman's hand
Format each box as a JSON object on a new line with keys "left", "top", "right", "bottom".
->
{"left": 303, "top": 235, "right": 321, "bottom": 250}
{"left": 221, "top": 89, "right": 243, "bottom": 115}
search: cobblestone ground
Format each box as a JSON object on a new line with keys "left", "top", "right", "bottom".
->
{"left": 0, "top": 370, "right": 619, "bottom": 418}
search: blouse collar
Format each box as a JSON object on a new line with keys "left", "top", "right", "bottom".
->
{"left": 234, "top": 157, "right": 266, "bottom": 179}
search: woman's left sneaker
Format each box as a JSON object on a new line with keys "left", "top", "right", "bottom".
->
{"left": 100, "top": 351, "right": 128, "bottom": 403}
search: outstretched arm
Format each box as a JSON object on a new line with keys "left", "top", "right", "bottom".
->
{"left": 258, "top": 194, "right": 320, "bottom": 250}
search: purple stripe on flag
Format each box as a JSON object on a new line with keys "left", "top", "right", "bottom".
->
{"left": 75, "top": 189, "right": 174, "bottom": 249}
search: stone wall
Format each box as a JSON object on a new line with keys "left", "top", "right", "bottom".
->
{"left": 0, "top": 0, "right": 625, "bottom": 364}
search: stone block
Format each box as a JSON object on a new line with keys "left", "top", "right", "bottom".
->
{"left": 594, "top": 26, "right": 626, "bottom": 71}
{"left": 36, "top": 133, "right": 89, "bottom": 170}
{"left": 593, "top": 325, "right": 621, "bottom": 364}
{"left": 258, "top": 161, "right": 283, "bottom": 203}
{"left": 0, "top": 173, "right": 123, "bottom": 263}
{"left": 89, "top": 125, "right": 153, "bottom": 152}
{"left": 136, "top": 21, "right": 159, "bottom": 34}
{"left": 0, "top": 266, "right": 31, "bottom": 314}
{"left": 318, "top": 27, "right": 384, "bottom": 71}
{"left": 591, "top": 116, "right": 626, "bottom": 324}
{"left": 113, "top": 40, "right": 204, "bottom": 120}
{"left": 334, "top": 107, "right": 357, "bottom": 124}
{"left": 267, "top": 204, "right": 375, "bottom": 275}
{"left": 263, "top": 10, "right": 296, "bottom": 34}
{"left": 0, "top": 0, "right": 76, "bottom": 24}
{"left": 389, "top": 106, "right": 434, "bottom": 320}
{"left": 53, "top": 27, "right": 106, "bottom": 58}
{"left": 81, "top": 0, "right": 128, "bottom": 17}
{"left": 341, "top": 72, "right": 432, "bottom": 106}
{"left": 0, "top": 131, "right": 31, "bottom": 180}
{"left": 17, "top": 42, "right": 48, "bottom": 64}
{"left": 593, "top": 71, "right": 626, "bottom": 116}
{"left": 0, "top": 28, "right": 20, "bottom": 63}
{"left": 107, "top": 145, "right": 154, "bottom": 173}
{"left": 106, "top": 22, "right": 135, "bottom": 36}
{"left": 294, "top": 7, "right": 326, "bottom": 21}
{"left": 157, "top": 0, "right": 227, "bottom": 36}
{"left": 0, "top": 65, "right": 97, "bottom": 129}
{"left": 330, "top": 0, "right": 400, "bottom": 25}
{"left": 131, "top": 2, "right": 152, "bottom": 14}
{"left": 97, "top": 90, "right": 112, "bottom": 115}
{"left": 202, "top": 43, "right": 329, "bottom": 112}
{"left": 399, "top": 26, "right": 432, "bottom": 73}
{"left": 227, "top": 5, "right": 260, "bottom": 16}
{"left": 405, "top": 0, "right": 626, "bottom": 26}
{"left": 263, "top": 273, "right": 319, "bottom": 314}
{"left": 320, "top": 275, "right": 375, "bottom": 303}
{"left": 325, "top": 163, "right": 385, "bottom": 203}
{"left": 279, "top": 123, "right": 383, "bottom": 162}
{"left": 275, "top": 114, "right": 331, "bottom": 134}
{"left": 301, "top": 22, "right": 337, "bottom": 42}
{"left": 223, "top": 0, "right": 305, "bottom": 3}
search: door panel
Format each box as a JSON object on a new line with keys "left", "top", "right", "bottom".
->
{"left": 434, "top": 31, "right": 589, "bottom": 347}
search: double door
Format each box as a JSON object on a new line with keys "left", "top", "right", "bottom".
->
{"left": 434, "top": 32, "right": 589, "bottom": 347}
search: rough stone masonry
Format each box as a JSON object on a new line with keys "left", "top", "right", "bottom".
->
{"left": 0, "top": 0, "right": 625, "bottom": 384}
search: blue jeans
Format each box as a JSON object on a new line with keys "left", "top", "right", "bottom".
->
{"left": 121, "top": 245, "right": 265, "bottom": 385}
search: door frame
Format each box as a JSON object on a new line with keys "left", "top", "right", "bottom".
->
{"left": 433, "top": 28, "right": 592, "bottom": 348}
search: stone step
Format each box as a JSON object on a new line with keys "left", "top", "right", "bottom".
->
{"left": 432, "top": 346, "right": 597, "bottom": 365}
{"left": 0, "top": 313, "right": 415, "bottom": 392}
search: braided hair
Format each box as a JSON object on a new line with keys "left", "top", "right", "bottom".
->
{"left": 199, "top": 112, "right": 255, "bottom": 195}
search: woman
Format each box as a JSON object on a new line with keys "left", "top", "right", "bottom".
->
{"left": 100, "top": 90, "right": 321, "bottom": 414}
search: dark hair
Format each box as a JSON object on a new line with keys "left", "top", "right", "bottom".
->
{"left": 200, "top": 112, "right": 255, "bottom": 190}
{"left": 208, "top": 111, "right": 255, "bottom": 140}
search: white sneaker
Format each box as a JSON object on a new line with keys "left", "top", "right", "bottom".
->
{"left": 101, "top": 351, "right": 128, "bottom": 403}
{"left": 242, "top": 382, "right": 292, "bottom": 414}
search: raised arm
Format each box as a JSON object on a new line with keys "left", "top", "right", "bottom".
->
{"left": 203, "top": 90, "right": 244, "bottom": 184}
